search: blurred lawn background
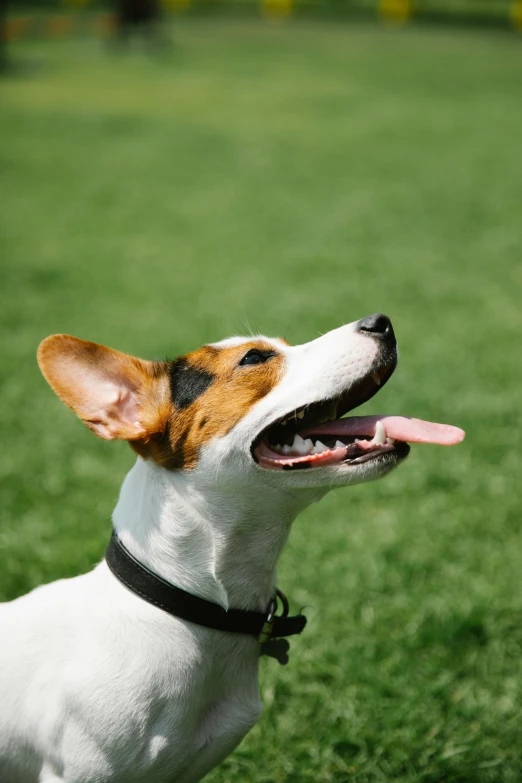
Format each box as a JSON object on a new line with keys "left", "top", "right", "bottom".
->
{"left": 2, "top": 20, "right": 522, "bottom": 782}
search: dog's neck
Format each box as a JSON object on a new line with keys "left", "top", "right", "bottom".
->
{"left": 112, "top": 458, "right": 324, "bottom": 612}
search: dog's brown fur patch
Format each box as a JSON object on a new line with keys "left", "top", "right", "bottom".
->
{"left": 140, "top": 342, "right": 286, "bottom": 469}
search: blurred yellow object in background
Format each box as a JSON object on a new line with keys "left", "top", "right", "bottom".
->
{"left": 4, "top": 17, "right": 30, "bottom": 41}
{"left": 162, "top": 0, "right": 192, "bottom": 13}
{"left": 47, "top": 15, "right": 73, "bottom": 37}
{"left": 93, "top": 12, "right": 116, "bottom": 36}
{"left": 511, "top": 0, "right": 522, "bottom": 28}
{"left": 378, "top": 0, "right": 411, "bottom": 23}
{"left": 262, "top": 0, "right": 293, "bottom": 21}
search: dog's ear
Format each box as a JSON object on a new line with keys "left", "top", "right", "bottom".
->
{"left": 37, "top": 335, "right": 170, "bottom": 441}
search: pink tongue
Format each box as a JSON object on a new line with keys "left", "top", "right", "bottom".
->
{"left": 302, "top": 415, "right": 465, "bottom": 445}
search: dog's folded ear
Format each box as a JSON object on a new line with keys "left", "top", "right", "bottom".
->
{"left": 37, "top": 335, "right": 170, "bottom": 441}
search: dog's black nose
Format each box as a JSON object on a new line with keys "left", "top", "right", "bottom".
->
{"left": 356, "top": 313, "right": 395, "bottom": 345}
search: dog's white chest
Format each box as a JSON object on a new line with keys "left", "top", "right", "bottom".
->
{"left": 108, "top": 693, "right": 261, "bottom": 783}
{"left": 145, "top": 694, "right": 262, "bottom": 783}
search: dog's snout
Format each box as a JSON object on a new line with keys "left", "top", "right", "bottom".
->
{"left": 356, "top": 313, "right": 395, "bottom": 346}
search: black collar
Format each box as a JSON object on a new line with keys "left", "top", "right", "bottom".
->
{"left": 105, "top": 532, "right": 307, "bottom": 649}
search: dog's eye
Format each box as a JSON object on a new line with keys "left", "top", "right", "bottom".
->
{"left": 239, "top": 349, "right": 275, "bottom": 367}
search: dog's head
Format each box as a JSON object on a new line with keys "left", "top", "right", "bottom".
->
{"left": 38, "top": 315, "right": 464, "bottom": 492}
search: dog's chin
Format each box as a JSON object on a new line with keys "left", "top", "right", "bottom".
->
{"left": 327, "top": 446, "right": 409, "bottom": 485}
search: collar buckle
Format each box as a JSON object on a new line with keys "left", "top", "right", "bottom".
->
{"left": 258, "top": 597, "right": 277, "bottom": 644}
{"left": 258, "top": 589, "right": 290, "bottom": 644}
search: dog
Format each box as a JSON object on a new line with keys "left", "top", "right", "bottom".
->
{"left": 0, "top": 314, "right": 464, "bottom": 783}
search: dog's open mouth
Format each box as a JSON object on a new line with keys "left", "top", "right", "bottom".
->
{"left": 252, "top": 363, "right": 465, "bottom": 471}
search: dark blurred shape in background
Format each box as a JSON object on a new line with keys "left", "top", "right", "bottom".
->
{"left": 113, "top": 0, "right": 166, "bottom": 47}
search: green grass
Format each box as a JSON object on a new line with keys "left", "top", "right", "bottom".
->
{"left": 2, "top": 21, "right": 522, "bottom": 782}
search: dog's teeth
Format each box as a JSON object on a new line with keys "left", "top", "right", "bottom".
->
{"left": 291, "top": 434, "right": 308, "bottom": 455}
{"left": 296, "top": 410, "right": 305, "bottom": 420}
{"left": 291, "top": 434, "right": 304, "bottom": 453}
{"left": 334, "top": 440, "right": 345, "bottom": 450}
{"left": 373, "top": 421, "right": 386, "bottom": 445}
{"left": 386, "top": 436, "right": 396, "bottom": 445}
{"left": 371, "top": 372, "right": 381, "bottom": 386}
{"left": 282, "top": 444, "right": 292, "bottom": 455}
{"left": 272, "top": 444, "right": 283, "bottom": 453}
{"left": 289, "top": 434, "right": 315, "bottom": 455}
{"left": 312, "top": 440, "right": 328, "bottom": 454}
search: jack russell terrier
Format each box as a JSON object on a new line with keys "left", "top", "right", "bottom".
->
{"left": 0, "top": 314, "right": 464, "bottom": 783}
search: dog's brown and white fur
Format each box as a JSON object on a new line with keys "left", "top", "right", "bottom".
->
{"left": 0, "top": 316, "right": 463, "bottom": 783}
